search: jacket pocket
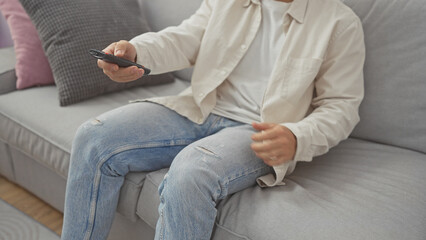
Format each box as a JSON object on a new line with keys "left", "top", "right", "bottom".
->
{"left": 279, "top": 57, "right": 323, "bottom": 101}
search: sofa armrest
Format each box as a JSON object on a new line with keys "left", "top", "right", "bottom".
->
{"left": 0, "top": 47, "right": 17, "bottom": 94}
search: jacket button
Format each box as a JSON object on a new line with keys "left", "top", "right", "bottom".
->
{"left": 221, "top": 70, "right": 226, "bottom": 76}
{"left": 198, "top": 93, "right": 204, "bottom": 97}
{"left": 241, "top": 44, "right": 247, "bottom": 50}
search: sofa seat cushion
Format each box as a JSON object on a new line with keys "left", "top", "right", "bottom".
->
{"left": 215, "top": 139, "right": 426, "bottom": 240}
{"left": 136, "top": 138, "right": 426, "bottom": 239}
{"left": 0, "top": 79, "right": 189, "bottom": 217}
{"left": 0, "top": 80, "right": 189, "bottom": 177}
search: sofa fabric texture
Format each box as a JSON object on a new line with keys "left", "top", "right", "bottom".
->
{"left": 0, "top": 0, "right": 425, "bottom": 239}
{"left": 0, "top": 47, "right": 16, "bottom": 94}
{"left": 344, "top": 0, "right": 426, "bottom": 154}
{"left": 18, "top": 0, "right": 174, "bottom": 106}
{"left": 133, "top": 139, "right": 426, "bottom": 240}
{"left": 0, "top": 0, "right": 54, "bottom": 89}
{"left": 0, "top": 81, "right": 190, "bottom": 179}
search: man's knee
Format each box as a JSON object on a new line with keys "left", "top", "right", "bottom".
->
{"left": 71, "top": 119, "right": 112, "bottom": 167}
{"left": 164, "top": 146, "right": 224, "bottom": 200}
{"left": 74, "top": 118, "right": 105, "bottom": 146}
{"left": 99, "top": 154, "right": 128, "bottom": 177}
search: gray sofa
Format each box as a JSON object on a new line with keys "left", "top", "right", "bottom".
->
{"left": 1, "top": 0, "right": 425, "bottom": 239}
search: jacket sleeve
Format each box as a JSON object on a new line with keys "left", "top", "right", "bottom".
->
{"left": 282, "top": 18, "right": 365, "bottom": 163}
{"left": 129, "top": 0, "right": 213, "bottom": 75}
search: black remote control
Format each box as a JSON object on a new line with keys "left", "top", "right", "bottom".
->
{"left": 89, "top": 49, "right": 151, "bottom": 75}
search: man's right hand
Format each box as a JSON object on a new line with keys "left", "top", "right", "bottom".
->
{"left": 97, "top": 40, "right": 145, "bottom": 83}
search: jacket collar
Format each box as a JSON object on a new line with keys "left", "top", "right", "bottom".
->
{"left": 245, "top": 0, "right": 308, "bottom": 24}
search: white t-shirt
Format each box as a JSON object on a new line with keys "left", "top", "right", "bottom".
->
{"left": 212, "top": 0, "right": 291, "bottom": 124}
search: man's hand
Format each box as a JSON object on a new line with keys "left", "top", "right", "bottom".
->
{"left": 251, "top": 122, "right": 297, "bottom": 166}
{"left": 97, "top": 40, "right": 145, "bottom": 83}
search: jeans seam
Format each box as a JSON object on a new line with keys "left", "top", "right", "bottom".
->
{"left": 227, "top": 165, "right": 270, "bottom": 184}
{"left": 84, "top": 139, "right": 195, "bottom": 239}
{"left": 205, "top": 115, "right": 223, "bottom": 136}
{"left": 219, "top": 165, "right": 271, "bottom": 200}
{"left": 93, "top": 139, "right": 195, "bottom": 164}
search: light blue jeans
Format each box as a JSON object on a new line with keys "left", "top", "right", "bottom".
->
{"left": 61, "top": 102, "right": 273, "bottom": 240}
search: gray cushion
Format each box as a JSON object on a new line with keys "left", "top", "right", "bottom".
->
{"left": 0, "top": 79, "right": 189, "bottom": 218}
{"left": 139, "top": 0, "right": 202, "bottom": 82}
{"left": 134, "top": 138, "right": 426, "bottom": 239}
{"left": 139, "top": 0, "right": 202, "bottom": 33}
{"left": 0, "top": 69, "right": 16, "bottom": 94}
{"left": 0, "top": 47, "right": 16, "bottom": 94}
{"left": 342, "top": 0, "right": 426, "bottom": 154}
{"left": 18, "top": 0, "right": 174, "bottom": 106}
{"left": 136, "top": 168, "right": 169, "bottom": 228}
{"left": 0, "top": 80, "right": 189, "bottom": 177}
{"left": 116, "top": 172, "right": 149, "bottom": 222}
{"left": 214, "top": 138, "right": 426, "bottom": 240}
{"left": 0, "top": 140, "right": 14, "bottom": 180}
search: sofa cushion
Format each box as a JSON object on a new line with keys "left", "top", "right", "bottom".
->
{"left": 0, "top": 140, "right": 14, "bottom": 180}
{"left": 0, "top": 81, "right": 189, "bottom": 178}
{"left": 138, "top": 0, "right": 202, "bottom": 82}
{"left": 135, "top": 138, "right": 426, "bottom": 239}
{"left": 342, "top": 0, "right": 426, "bottom": 154}
{"left": 213, "top": 138, "right": 426, "bottom": 240}
{"left": 116, "top": 172, "right": 149, "bottom": 222}
{"left": 0, "top": 79, "right": 189, "bottom": 218}
{"left": 139, "top": 0, "right": 202, "bottom": 34}
{"left": 0, "top": 0, "right": 55, "bottom": 89}
{"left": 18, "top": 0, "right": 174, "bottom": 106}
{"left": 0, "top": 47, "right": 16, "bottom": 94}
{"left": 136, "top": 168, "right": 169, "bottom": 228}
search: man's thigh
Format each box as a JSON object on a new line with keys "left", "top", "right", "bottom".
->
{"left": 170, "top": 124, "right": 273, "bottom": 197}
{"left": 76, "top": 102, "right": 212, "bottom": 171}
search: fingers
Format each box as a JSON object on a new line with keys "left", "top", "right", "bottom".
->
{"left": 114, "top": 40, "right": 129, "bottom": 58}
{"left": 251, "top": 138, "right": 283, "bottom": 153}
{"left": 97, "top": 42, "right": 119, "bottom": 71}
{"left": 251, "top": 123, "right": 284, "bottom": 142}
{"left": 113, "top": 40, "right": 137, "bottom": 61}
{"left": 251, "top": 137, "right": 290, "bottom": 166}
{"left": 97, "top": 59, "right": 118, "bottom": 72}
{"left": 252, "top": 122, "right": 275, "bottom": 131}
{"left": 97, "top": 40, "right": 140, "bottom": 82}
{"left": 255, "top": 153, "right": 285, "bottom": 166}
{"left": 102, "top": 66, "right": 144, "bottom": 83}
{"left": 102, "top": 42, "right": 117, "bottom": 55}
{"left": 250, "top": 123, "right": 297, "bottom": 166}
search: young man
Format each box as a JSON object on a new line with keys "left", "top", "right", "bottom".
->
{"left": 62, "top": 0, "right": 365, "bottom": 239}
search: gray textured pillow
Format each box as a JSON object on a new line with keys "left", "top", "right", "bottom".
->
{"left": 18, "top": 0, "right": 174, "bottom": 106}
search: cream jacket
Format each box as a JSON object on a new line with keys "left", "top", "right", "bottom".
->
{"left": 130, "top": 0, "right": 365, "bottom": 187}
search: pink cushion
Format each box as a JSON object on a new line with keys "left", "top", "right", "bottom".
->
{"left": 0, "top": 0, "right": 54, "bottom": 89}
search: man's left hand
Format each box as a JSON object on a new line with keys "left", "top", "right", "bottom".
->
{"left": 251, "top": 122, "right": 297, "bottom": 166}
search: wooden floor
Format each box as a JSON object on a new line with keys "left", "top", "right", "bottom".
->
{"left": 0, "top": 176, "right": 63, "bottom": 236}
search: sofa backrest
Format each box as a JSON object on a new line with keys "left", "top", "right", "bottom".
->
{"left": 139, "top": 0, "right": 426, "bottom": 154}
{"left": 138, "top": 0, "right": 202, "bottom": 81}
{"left": 343, "top": 0, "right": 426, "bottom": 154}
